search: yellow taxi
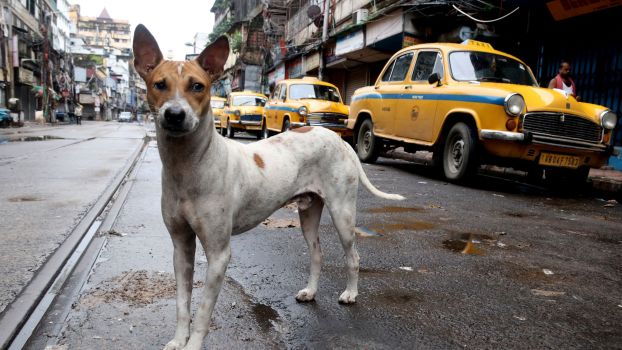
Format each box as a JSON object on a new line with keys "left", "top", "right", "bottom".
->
{"left": 210, "top": 96, "right": 226, "bottom": 133}
{"left": 348, "top": 40, "right": 617, "bottom": 184}
{"left": 263, "top": 77, "right": 351, "bottom": 138}
{"left": 222, "top": 91, "right": 268, "bottom": 139}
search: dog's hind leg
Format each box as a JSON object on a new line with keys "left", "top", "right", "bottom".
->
{"left": 164, "top": 224, "right": 196, "bottom": 350}
{"left": 327, "top": 197, "right": 360, "bottom": 304}
{"left": 296, "top": 195, "right": 324, "bottom": 302}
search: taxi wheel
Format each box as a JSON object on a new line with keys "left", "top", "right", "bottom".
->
{"left": 282, "top": 118, "right": 291, "bottom": 132}
{"left": 356, "top": 118, "right": 380, "bottom": 163}
{"left": 443, "top": 123, "right": 478, "bottom": 181}
{"left": 220, "top": 124, "right": 227, "bottom": 136}
{"left": 260, "top": 122, "right": 269, "bottom": 139}
{"left": 226, "top": 120, "right": 235, "bottom": 138}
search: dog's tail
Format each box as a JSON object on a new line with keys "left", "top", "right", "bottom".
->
{"left": 344, "top": 141, "right": 406, "bottom": 201}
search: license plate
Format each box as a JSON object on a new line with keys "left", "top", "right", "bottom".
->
{"left": 539, "top": 153, "right": 581, "bottom": 168}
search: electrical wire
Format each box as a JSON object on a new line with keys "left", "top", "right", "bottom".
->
{"left": 452, "top": 4, "right": 519, "bottom": 23}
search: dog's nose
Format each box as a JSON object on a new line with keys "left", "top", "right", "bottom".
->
{"left": 164, "top": 106, "right": 186, "bottom": 126}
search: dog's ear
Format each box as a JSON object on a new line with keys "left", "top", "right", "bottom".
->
{"left": 133, "top": 24, "right": 163, "bottom": 80}
{"left": 196, "top": 36, "right": 229, "bottom": 79}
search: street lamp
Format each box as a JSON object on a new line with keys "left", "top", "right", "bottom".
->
{"left": 185, "top": 42, "right": 196, "bottom": 54}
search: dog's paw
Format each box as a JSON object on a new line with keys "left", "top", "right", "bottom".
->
{"left": 338, "top": 290, "right": 357, "bottom": 304}
{"left": 295, "top": 288, "right": 316, "bottom": 302}
{"left": 163, "top": 339, "right": 187, "bottom": 350}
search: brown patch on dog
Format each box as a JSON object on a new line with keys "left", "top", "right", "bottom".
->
{"left": 254, "top": 153, "right": 265, "bottom": 168}
{"left": 291, "top": 126, "right": 313, "bottom": 133}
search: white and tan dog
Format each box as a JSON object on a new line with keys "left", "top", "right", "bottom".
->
{"left": 133, "top": 25, "right": 404, "bottom": 350}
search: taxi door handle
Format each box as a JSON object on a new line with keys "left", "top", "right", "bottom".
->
{"left": 404, "top": 85, "right": 412, "bottom": 89}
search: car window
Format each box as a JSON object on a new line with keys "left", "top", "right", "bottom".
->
{"left": 279, "top": 86, "right": 287, "bottom": 101}
{"left": 210, "top": 100, "right": 225, "bottom": 109}
{"left": 271, "top": 85, "right": 281, "bottom": 101}
{"left": 232, "top": 96, "right": 266, "bottom": 107}
{"left": 412, "top": 51, "right": 443, "bottom": 82}
{"left": 381, "top": 52, "right": 413, "bottom": 82}
{"left": 449, "top": 51, "right": 537, "bottom": 86}
{"left": 289, "top": 84, "right": 341, "bottom": 102}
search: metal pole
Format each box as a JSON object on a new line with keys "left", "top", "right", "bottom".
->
{"left": 318, "top": 0, "right": 330, "bottom": 81}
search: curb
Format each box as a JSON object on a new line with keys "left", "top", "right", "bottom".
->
{"left": 386, "top": 149, "right": 622, "bottom": 197}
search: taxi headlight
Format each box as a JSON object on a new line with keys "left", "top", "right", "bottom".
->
{"left": 234, "top": 110, "right": 241, "bottom": 117}
{"left": 600, "top": 110, "right": 617, "bottom": 130}
{"left": 298, "top": 106, "right": 308, "bottom": 117}
{"left": 504, "top": 93, "right": 525, "bottom": 117}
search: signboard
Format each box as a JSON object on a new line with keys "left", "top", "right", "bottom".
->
{"left": 303, "top": 51, "right": 320, "bottom": 73}
{"left": 336, "top": 30, "right": 364, "bottom": 56}
{"left": 547, "top": 0, "right": 622, "bottom": 21}
{"left": 79, "top": 93, "right": 95, "bottom": 104}
{"left": 19, "top": 68, "right": 35, "bottom": 85}
{"left": 403, "top": 34, "right": 423, "bottom": 48}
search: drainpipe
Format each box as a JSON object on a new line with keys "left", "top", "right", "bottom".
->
{"left": 318, "top": 0, "right": 330, "bottom": 81}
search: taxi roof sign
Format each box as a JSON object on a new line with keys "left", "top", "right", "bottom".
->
{"left": 461, "top": 40, "right": 493, "bottom": 49}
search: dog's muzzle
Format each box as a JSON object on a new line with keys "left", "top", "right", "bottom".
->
{"left": 163, "top": 106, "right": 186, "bottom": 130}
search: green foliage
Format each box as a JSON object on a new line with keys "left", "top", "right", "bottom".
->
{"left": 208, "top": 17, "right": 233, "bottom": 43}
{"left": 230, "top": 30, "right": 242, "bottom": 54}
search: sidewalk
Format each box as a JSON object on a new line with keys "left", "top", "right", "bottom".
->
{"left": 386, "top": 148, "right": 622, "bottom": 197}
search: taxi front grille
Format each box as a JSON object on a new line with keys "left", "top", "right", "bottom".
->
{"left": 241, "top": 114, "right": 262, "bottom": 122}
{"left": 522, "top": 112, "right": 602, "bottom": 144}
{"left": 308, "top": 112, "right": 348, "bottom": 124}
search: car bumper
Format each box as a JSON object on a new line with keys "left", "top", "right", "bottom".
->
{"left": 230, "top": 120, "right": 262, "bottom": 131}
{"left": 291, "top": 121, "right": 353, "bottom": 136}
{"left": 480, "top": 129, "right": 614, "bottom": 168}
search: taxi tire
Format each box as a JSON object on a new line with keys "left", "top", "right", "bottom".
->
{"left": 282, "top": 118, "right": 291, "bottom": 132}
{"left": 356, "top": 118, "right": 380, "bottom": 163}
{"left": 260, "top": 122, "right": 269, "bottom": 139}
{"left": 226, "top": 120, "right": 235, "bottom": 138}
{"left": 443, "top": 123, "right": 478, "bottom": 181}
{"left": 220, "top": 123, "right": 227, "bottom": 136}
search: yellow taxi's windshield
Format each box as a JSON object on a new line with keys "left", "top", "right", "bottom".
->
{"left": 289, "top": 84, "right": 341, "bottom": 102}
{"left": 210, "top": 100, "right": 225, "bottom": 109}
{"left": 232, "top": 96, "right": 266, "bottom": 107}
{"left": 449, "top": 51, "right": 537, "bottom": 86}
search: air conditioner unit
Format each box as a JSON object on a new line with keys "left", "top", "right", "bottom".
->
{"left": 353, "top": 9, "right": 368, "bottom": 25}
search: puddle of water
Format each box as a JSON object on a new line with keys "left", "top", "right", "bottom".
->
{"left": 366, "top": 206, "right": 424, "bottom": 214}
{"left": 251, "top": 302, "right": 279, "bottom": 332}
{"left": 442, "top": 233, "right": 494, "bottom": 255}
{"left": 370, "top": 219, "right": 436, "bottom": 234}
{"left": 354, "top": 226, "right": 383, "bottom": 237}
{"left": 8, "top": 196, "right": 42, "bottom": 202}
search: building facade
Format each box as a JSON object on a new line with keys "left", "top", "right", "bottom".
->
{"left": 0, "top": 0, "right": 74, "bottom": 122}
{"left": 68, "top": 6, "right": 140, "bottom": 121}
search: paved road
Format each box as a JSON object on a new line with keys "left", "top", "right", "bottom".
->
{"left": 0, "top": 122, "right": 145, "bottom": 314}
{"left": 31, "top": 132, "right": 622, "bottom": 349}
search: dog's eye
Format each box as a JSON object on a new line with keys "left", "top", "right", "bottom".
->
{"left": 154, "top": 81, "right": 167, "bottom": 90}
{"left": 191, "top": 83, "right": 205, "bottom": 93}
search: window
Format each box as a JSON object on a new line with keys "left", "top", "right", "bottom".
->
{"left": 210, "top": 100, "right": 225, "bottom": 109}
{"left": 278, "top": 86, "right": 287, "bottom": 101}
{"left": 289, "top": 84, "right": 341, "bottom": 102}
{"left": 271, "top": 84, "right": 281, "bottom": 100}
{"left": 232, "top": 96, "right": 266, "bottom": 107}
{"left": 449, "top": 51, "right": 537, "bottom": 86}
{"left": 381, "top": 52, "right": 414, "bottom": 82}
{"left": 412, "top": 51, "right": 443, "bottom": 82}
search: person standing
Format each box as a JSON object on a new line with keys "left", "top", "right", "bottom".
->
{"left": 75, "top": 103, "right": 83, "bottom": 125}
{"left": 548, "top": 61, "right": 580, "bottom": 101}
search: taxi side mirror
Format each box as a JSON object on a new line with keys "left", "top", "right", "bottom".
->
{"left": 428, "top": 72, "right": 442, "bottom": 87}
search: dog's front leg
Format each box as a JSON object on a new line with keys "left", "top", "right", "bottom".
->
{"left": 164, "top": 222, "right": 196, "bottom": 350}
{"left": 183, "top": 221, "right": 232, "bottom": 350}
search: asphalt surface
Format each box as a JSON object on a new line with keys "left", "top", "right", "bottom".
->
{"left": 28, "top": 132, "right": 622, "bottom": 349}
{"left": 0, "top": 122, "right": 145, "bottom": 314}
